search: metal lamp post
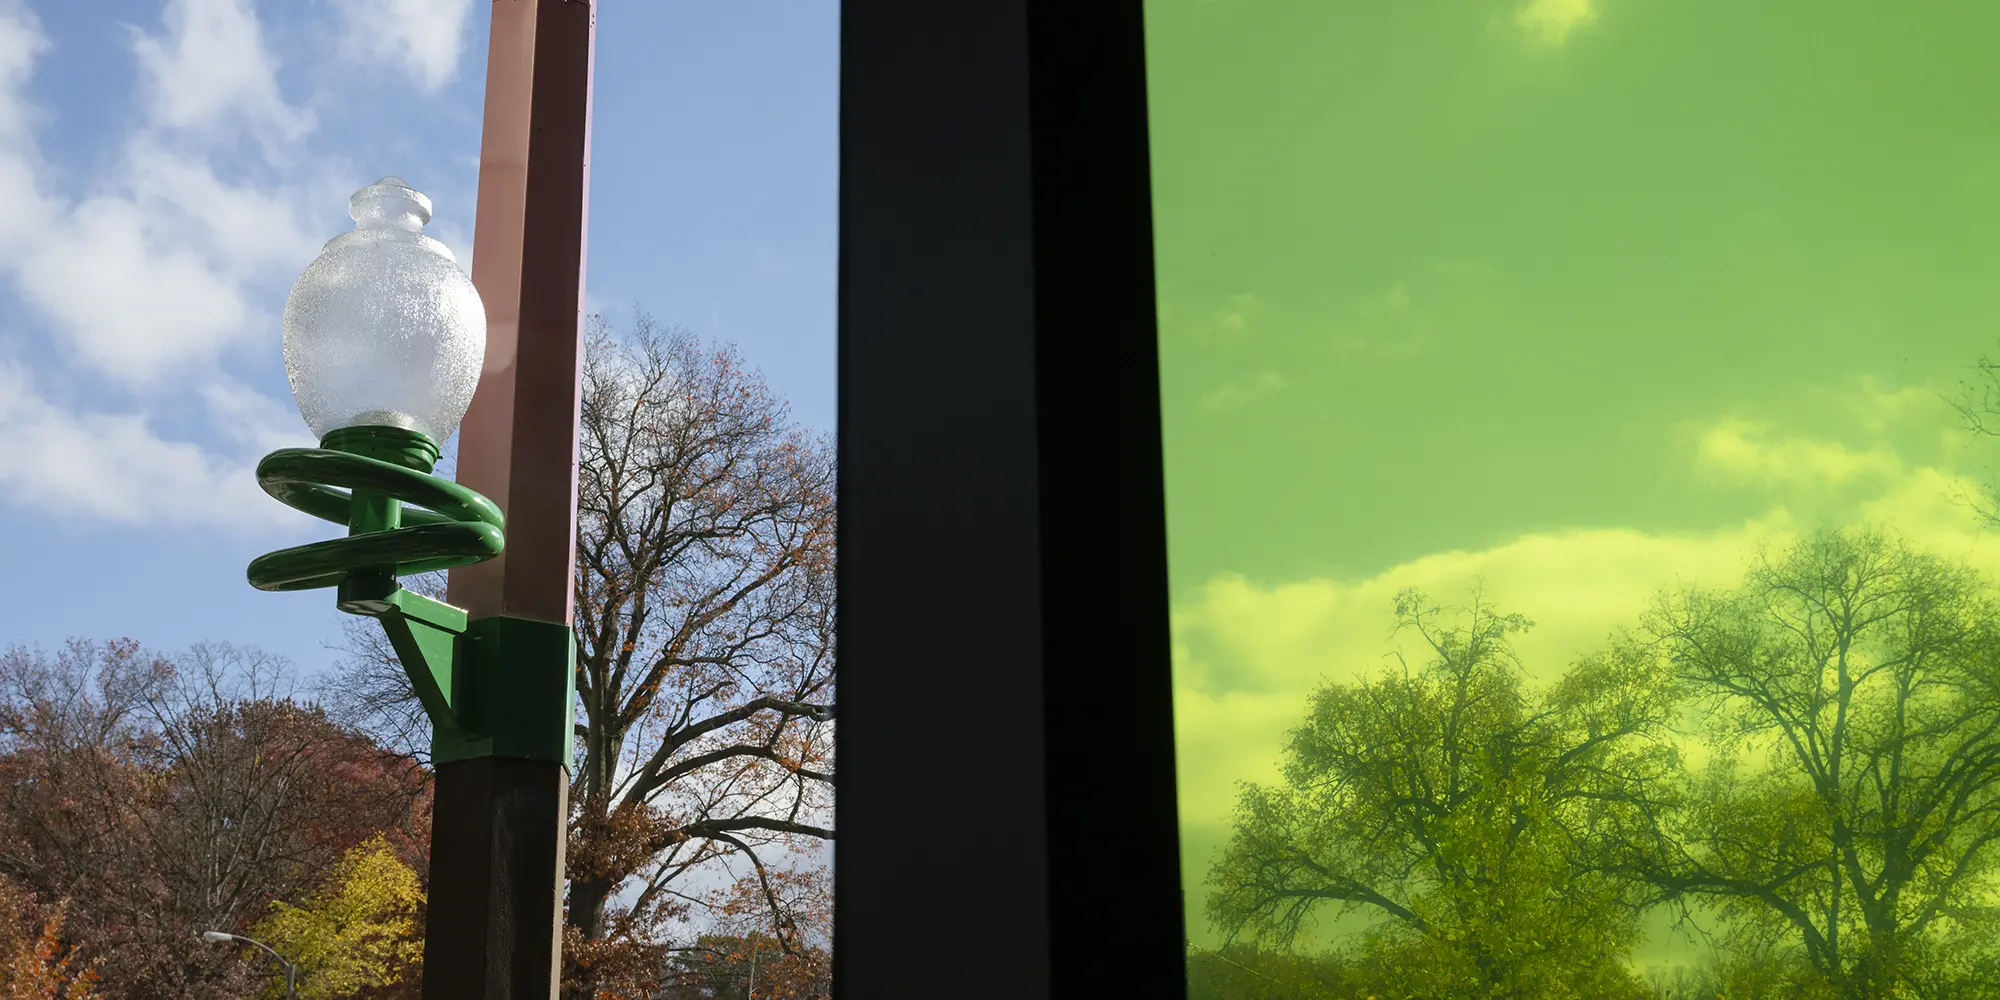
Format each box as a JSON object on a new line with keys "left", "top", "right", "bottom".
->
{"left": 245, "top": 3, "right": 594, "bottom": 998}
{"left": 247, "top": 171, "right": 582, "bottom": 1000}
{"left": 199, "top": 930, "right": 299, "bottom": 999}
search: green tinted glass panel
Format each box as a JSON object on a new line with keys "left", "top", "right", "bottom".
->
{"left": 1148, "top": 2, "right": 2000, "bottom": 995}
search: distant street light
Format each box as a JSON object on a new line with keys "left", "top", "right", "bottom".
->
{"left": 199, "top": 930, "right": 299, "bottom": 999}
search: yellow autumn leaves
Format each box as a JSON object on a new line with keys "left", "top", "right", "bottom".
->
{"left": 249, "top": 837, "right": 424, "bottom": 1000}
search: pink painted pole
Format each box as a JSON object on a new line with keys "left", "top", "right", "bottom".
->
{"left": 424, "top": 2, "right": 595, "bottom": 997}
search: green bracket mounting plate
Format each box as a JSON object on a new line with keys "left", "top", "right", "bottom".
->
{"left": 246, "top": 426, "right": 573, "bottom": 771}
{"left": 373, "top": 589, "right": 469, "bottom": 734}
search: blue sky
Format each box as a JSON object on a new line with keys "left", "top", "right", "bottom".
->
{"left": 0, "top": 0, "right": 838, "bottom": 679}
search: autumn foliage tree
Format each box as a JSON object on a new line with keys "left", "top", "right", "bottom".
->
{"left": 250, "top": 836, "right": 424, "bottom": 999}
{"left": 653, "top": 868, "right": 834, "bottom": 999}
{"left": 0, "top": 640, "right": 430, "bottom": 1000}
{"left": 655, "top": 932, "right": 831, "bottom": 1000}
{"left": 0, "top": 876, "right": 102, "bottom": 1000}
{"left": 559, "top": 313, "right": 833, "bottom": 998}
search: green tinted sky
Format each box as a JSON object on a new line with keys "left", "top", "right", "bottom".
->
{"left": 1148, "top": 0, "right": 2000, "bottom": 959}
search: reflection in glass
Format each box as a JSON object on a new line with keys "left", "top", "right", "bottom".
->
{"left": 1147, "top": 2, "right": 2000, "bottom": 996}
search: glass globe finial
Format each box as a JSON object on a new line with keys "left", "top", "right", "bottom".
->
{"left": 282, "top": 176, "right": 486, "bottom": 444}
{"left": 350, "top": 175, "right": 431, "bottom": 232}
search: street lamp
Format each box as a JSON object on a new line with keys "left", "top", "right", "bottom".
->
{"left": 245, "top": 168, "right": 584, "bottom": 1000}
{"left": 199, "top": 930, "right": 299, "bottom": 999}
{"left": 246, "top": 176, "right": 507, "bottom": 750}
{"left": 245, "top": 11, "right": 593, "bottom": 1000}
{"left": 283, "top": 176, "right": 485, "bottom": 450}
{"left": 249, "top": 175, "right": 501, "bottom": 602}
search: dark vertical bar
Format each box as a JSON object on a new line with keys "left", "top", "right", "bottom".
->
{"left": 430, "top": 1, "right": 595, "bottom": 998}
{"left": 839, "top": 1, "right": 1183, "bottom": 998}
{"left": 424, "top": 758, "right": 571, "bottom": 999}
{"left": 1027, "top": 2, "right": 1187, "bottom": 995}
{"left": 836, "top": 2, "right": 1051, "bottom": 999}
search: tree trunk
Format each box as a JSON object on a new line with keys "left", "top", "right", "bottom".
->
{"left": 568, "top": 876, "right": 615, "bottom": 941}
{"left": 561, "top": 877, "right": 616, "bottom": 1000}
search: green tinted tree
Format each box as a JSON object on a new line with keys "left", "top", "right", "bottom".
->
{"left": 1207, "top": 590, "right": 1673, "bottom": 1000}
{"left": 1624, "top": 528, "right": 2000, "bottom": 1000}
{"left": 1184, "top": 941, "right": 1357, "bottom": 1000}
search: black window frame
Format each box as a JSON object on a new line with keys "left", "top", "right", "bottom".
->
{"left": 835, "top": 2, "right": 1186, "bottom": 996}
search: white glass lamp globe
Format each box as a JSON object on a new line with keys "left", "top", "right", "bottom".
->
{"left": 282, "top": 176, "right": 486, "bottom": 445}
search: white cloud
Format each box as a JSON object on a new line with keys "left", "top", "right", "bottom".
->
{"left": 431, "top": 218, "right": 473, "bottom": 276}
{"left": 1832, "top": 379, "right": 1942, "bottom": 435}
{"left": 1215, "top": 293, "right": 1261, "bottom": 335}
{"left": 130, "top": 0, "right": 311, "bottom": 140}
{"left": 1169, "top": 404, "right": 2000, "bottom": 832}
{"left": 0, "top": 1, "right": 338, "bottom": 523}
{"left": 336, "top": 0, "right": 476, "bottom": 93}
{"left": 0, "top": 0, "right": 489, "bottom": 530}
{"left": 200, "top": 380, "right": 315, "bottom": 455}
{"left": 0, "top": 362, "right": 291, "bottom": 528}
{"left": 1515, "top": 0, "right": 1599, "bottom": 48}
{"left": 15, "top": 196, "right": 257, "bottom": 378}
{"left": 1168, "top": 515, "right": 1796, "bottom": 833}
{"left": 0, "top": 150, "right": 52, "bottom": 255}
{"left": 121, "top": 140, "right": 321, "bottom": 278}
{"left": 0, "top": 1, "right": 333, "bottom": 386}
{"left": 1694, "top": 417, "right": 1901, "bottom": 490}
{"left": 0, "top": 0, "right": 45, "bottom": 142}
{"left": 1200, "top": 371, "right": 1286, "bottom": 411}
{"left": 0, "top": 3, "right": 51, "bottom": 247}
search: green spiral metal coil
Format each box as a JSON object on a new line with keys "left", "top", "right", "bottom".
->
{"left": 243, "top": 425, "right": 568, "bottom": 767}
{"left": 246, "top": 425, "right": 504, "bottom": 614}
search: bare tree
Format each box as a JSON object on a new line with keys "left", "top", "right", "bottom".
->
{"left": 565, "top": 313, "right": 834, "bottom": 997}
{"left": 325, "top": 312, "right": 835, "bottom": 999}
{"left": 1950, "top": 355, "right": 2000, "bottom": 525}
{"left": 1625, "top": 528, "right": 2000, "bottom": 1000}
{"left": 138, "top": 645, "right": 426, "bottom": 933}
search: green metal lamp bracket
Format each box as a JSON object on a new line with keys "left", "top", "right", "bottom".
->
{"left": 245, "top": 425, "right": 571, "bottom": 767}
{"left": 373, "top": 588, "right": 468, "bottom": 733}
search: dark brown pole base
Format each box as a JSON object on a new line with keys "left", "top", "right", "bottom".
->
{"left": 422, "top": 757, "right": 569, "bottom": 1000}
